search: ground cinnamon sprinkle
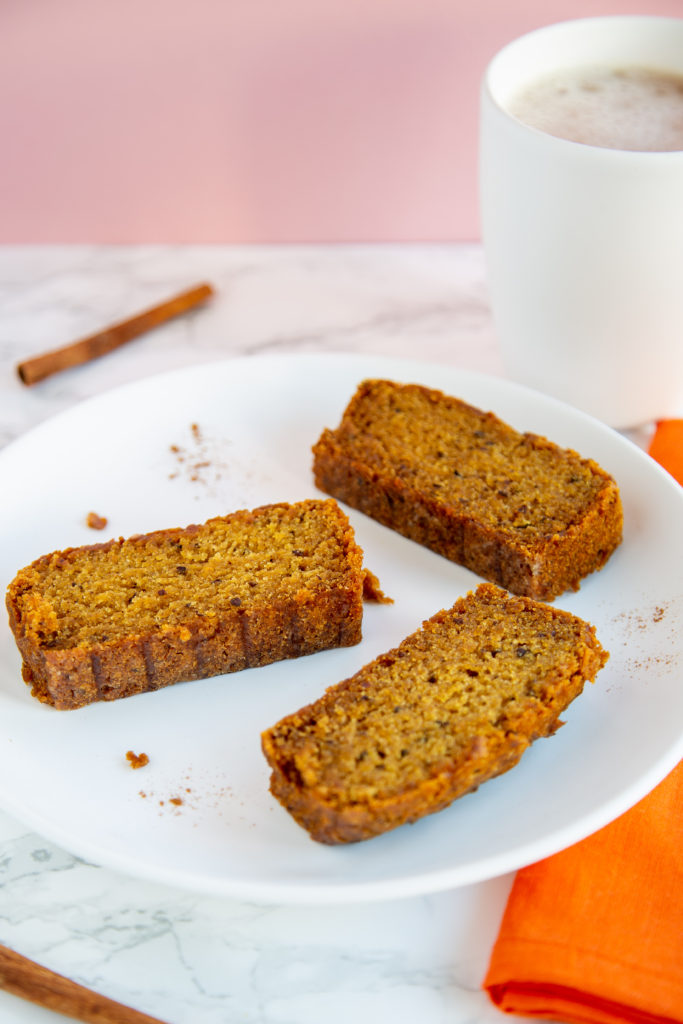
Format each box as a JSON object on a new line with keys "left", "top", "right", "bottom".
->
{"left": 611, "top": 599, "right": 681, "bottom": 677}
{"left": 168, "top": 421, "right": 225, "bottom": 488}
{"left": 613, "top": 600, "right": 672, "bottom": 632}
{"left": 125, "top": 750, "right": 149, "bottom": 769}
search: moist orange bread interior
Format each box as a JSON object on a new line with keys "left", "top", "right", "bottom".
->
{"left": 6, "top": 499, "right": 367, "bottom": 709}
{"left": 312, "top": 379, "right": 623, "bottom": 599}
{"left": 262, "top": 583, "right": 608, "bottom": 844}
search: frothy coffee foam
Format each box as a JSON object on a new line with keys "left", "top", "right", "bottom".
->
{"left": 509, "top": 65, "right": 683, "bottom": 152}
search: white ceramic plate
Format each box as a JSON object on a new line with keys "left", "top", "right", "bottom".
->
{"left": 1, "top": 353, "right": 681, "bottom": 904}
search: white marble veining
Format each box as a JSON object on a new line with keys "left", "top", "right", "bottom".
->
{"left": 0, "top": 245, "right": 502, "bottom": 448}
{"left": 0, "top": 806, "right": 515, "bottom": 1023}
{"left": 0, "top": 243, "right": 650, "bottom": 1024}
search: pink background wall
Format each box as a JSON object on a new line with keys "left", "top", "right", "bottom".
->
{"left": 2, "top": 0, "right": 682, "bottom": 243}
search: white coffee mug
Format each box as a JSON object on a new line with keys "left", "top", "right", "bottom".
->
{"left": 480, "top": 16, "right": 683, "bottom": 428}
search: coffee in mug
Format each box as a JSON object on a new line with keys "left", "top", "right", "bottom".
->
{"left": 508, "top": 65, "right": 683, "bottom": 152}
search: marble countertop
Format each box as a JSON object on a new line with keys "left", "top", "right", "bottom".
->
{"left": 0, "top": 243, "right": 648, "bottom": 1024}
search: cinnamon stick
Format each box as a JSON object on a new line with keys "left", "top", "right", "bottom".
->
{"left": 0, "top": 942, "right": 168, "bottom": 1023}
{"left": 17, "top": 282, "right": 215, "bottom": 385}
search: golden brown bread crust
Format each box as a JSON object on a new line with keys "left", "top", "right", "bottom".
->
{"left": 262, "top": 583, "right": 608, "bottom": 844}
{"left": 312, "top": 379, "right": 623, "bottom": 600}
{"left": 6, "top": 499, "right": 366, "bottom": 710}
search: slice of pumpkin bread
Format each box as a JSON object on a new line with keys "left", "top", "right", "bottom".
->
{"left": 262, "top": 583, "right": 608, "bottom": 844}
{"left": 6, "top": 499, "right": 368, "bottom": 709}
{"left": 312, "top": 379, "right": 622, "bottom": 600}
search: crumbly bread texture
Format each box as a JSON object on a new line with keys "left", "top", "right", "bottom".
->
{"left": 262, "top": 583, "right": 608, "bottom": 844}
{"left": 6, "top": 499, "right": 370, "bottom": 710}
{"left": 312, "top": 379, "right": 623, "bottom": 600}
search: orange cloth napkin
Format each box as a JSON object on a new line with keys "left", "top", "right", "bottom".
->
{"left": 648, "top": 419, "right": 683, "bottom": 488}
{"left": 483, "top": 419, "right": 683, "bottom": 1024}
